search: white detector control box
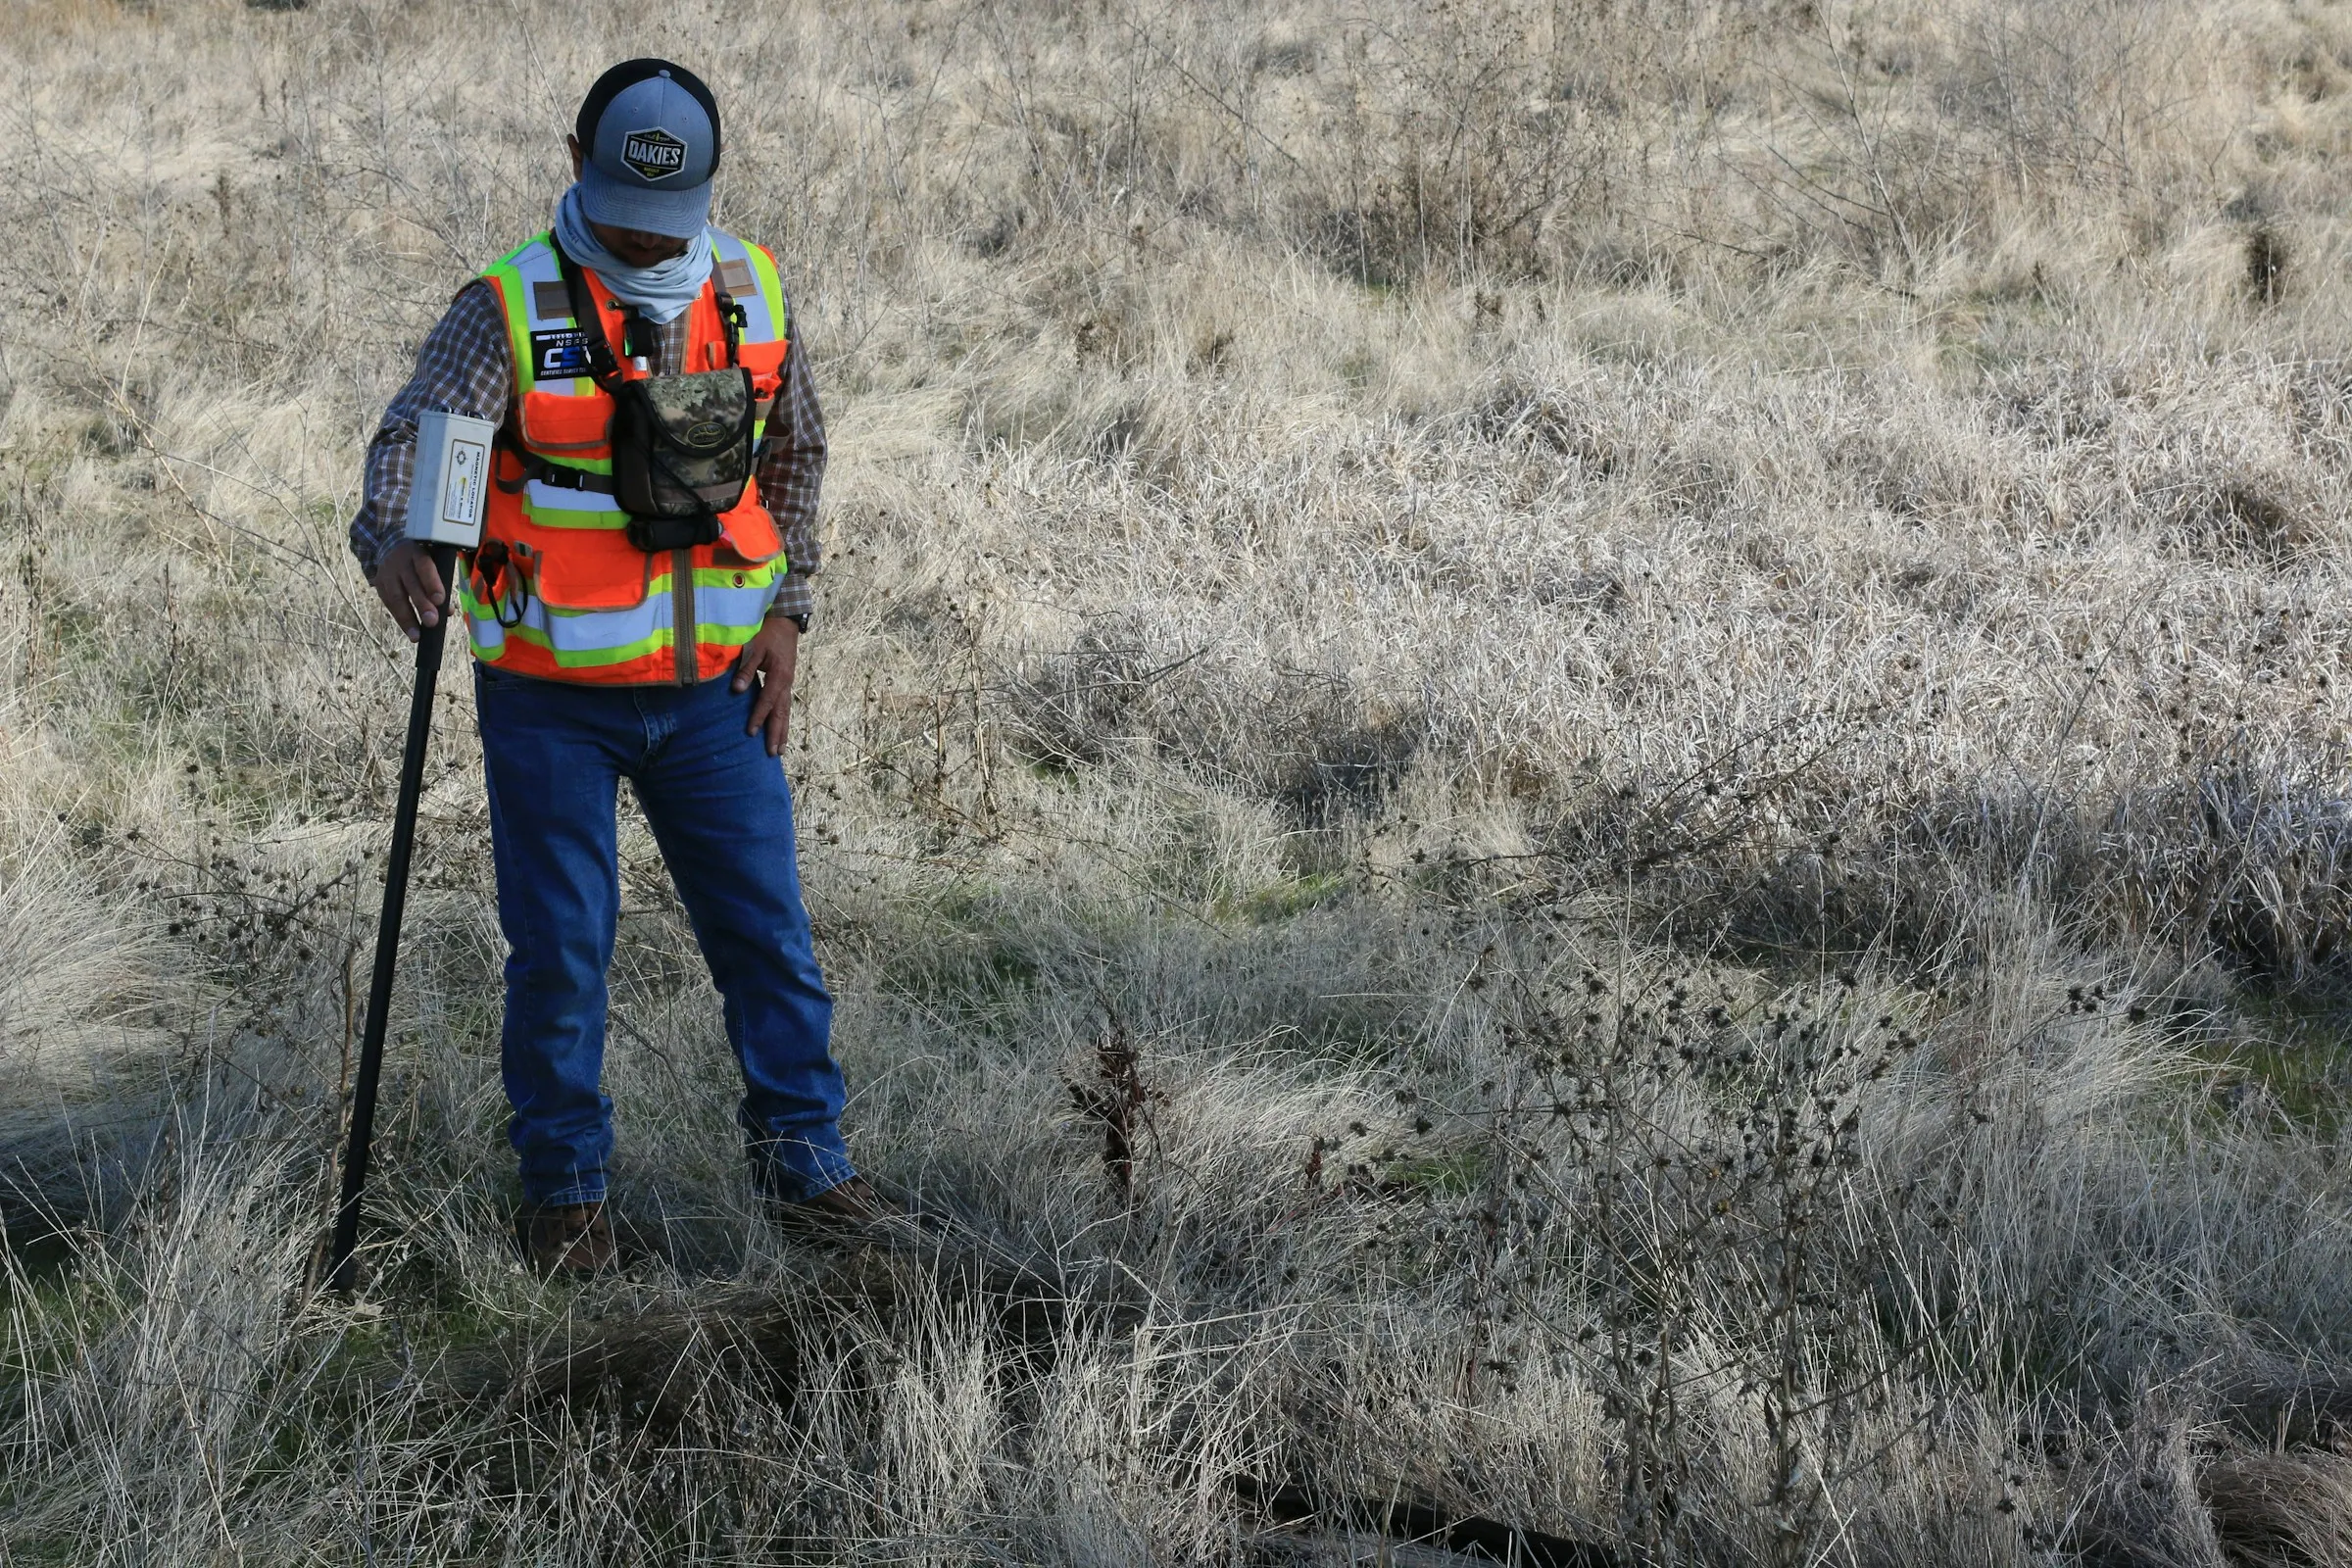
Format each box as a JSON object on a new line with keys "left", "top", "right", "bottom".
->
{"left": 404, "top": 410, "right": 495, "bottom": 549}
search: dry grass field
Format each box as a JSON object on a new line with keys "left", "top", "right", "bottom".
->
{"left": 6, "top": 0, "right": 2352, "bottom": 1561}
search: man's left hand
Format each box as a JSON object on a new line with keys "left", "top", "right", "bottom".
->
{"left": 734, "top": 615, "right": 801, "bottom": 757}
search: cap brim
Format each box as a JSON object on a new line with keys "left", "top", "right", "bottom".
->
{"left": 577, "top": 166, "right": 712, "bottom": 239}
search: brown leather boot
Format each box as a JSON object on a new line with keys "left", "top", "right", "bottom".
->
{"left": 769, "top": 1175, "right": 918, "bottom": 1247}
{"left": 515, "top": 1201, "right": 615, "bottom": 1278}
{"left": 769, "top": 1181, "right": 1063, "bottom": 1326}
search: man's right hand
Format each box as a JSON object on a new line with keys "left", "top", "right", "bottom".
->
{"left": 372, "top": 539, "right": 447, "bottom": 642}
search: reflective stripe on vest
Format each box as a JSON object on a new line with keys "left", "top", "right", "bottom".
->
{"left": 459, "top": 229, "right": 795, "bottom": 685}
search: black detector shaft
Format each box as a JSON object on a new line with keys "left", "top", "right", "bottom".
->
{"left": 328, "top": 542, "right": 460, "bottom": 1294}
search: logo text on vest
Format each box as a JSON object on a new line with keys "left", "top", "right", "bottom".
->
{"left": 621, "top": 127, "right": 688, "bottom": 182}
{"left": 529, "top": 328, "right": 593, "bottom": 378}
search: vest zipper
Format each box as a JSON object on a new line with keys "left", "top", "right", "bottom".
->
{"left": 672, "top": 547, "right": 696, "bottom": 685}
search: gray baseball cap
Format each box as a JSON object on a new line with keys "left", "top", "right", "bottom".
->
{"left": 574, "top": 60, "right": 721, "bottom": 238}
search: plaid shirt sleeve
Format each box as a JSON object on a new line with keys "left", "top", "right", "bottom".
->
{"left": 758, "top": 288, "right": 827, "bottom": 624}
{"left": 348, "top": 281, "right": 514, "bottom": 577}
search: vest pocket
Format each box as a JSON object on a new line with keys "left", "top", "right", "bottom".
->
{"left": 738, "top": 340, "right": 789, "bottom": 404}
{"left": 517, "top": 525, "right": 656, "bottom": 611}
{"left": 519, "top": 389, "right": 614, "bottom": 457}
{"left": 713, "top": 500, "right": 784, "bottom": 566}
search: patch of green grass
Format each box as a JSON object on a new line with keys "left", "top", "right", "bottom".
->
{"left": 0, "top": 1227, "right": 81, "bottom": 1295}
{"left": 0, "top": 1533, "right": 85, "bottom": 1567}
{"left": 859, "top": 883, "right": 1055, "bottom": 1024}
{"left": 2199, "top": 984, "right": 2352, "bottom": 1133}
{"left": 1230, "top": 871, "right": 1347, "bottom": 924}
{"left": 1378, "top": 1144, "right": 1490, "bottom": 1198}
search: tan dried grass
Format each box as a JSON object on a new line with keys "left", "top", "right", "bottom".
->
{"left": 2, "top": 0, "right": 2352, "bottom": 1562}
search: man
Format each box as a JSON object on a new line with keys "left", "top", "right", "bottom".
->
{"left": 350, "top": 58, "right": 886, "bottom": 1276}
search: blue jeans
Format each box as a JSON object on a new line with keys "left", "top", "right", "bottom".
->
{"left": 473, "top": 661, "right": 853, "bottom": 1207}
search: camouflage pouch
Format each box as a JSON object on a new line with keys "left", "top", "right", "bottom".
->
{"left": 611, "top": 368, "right": 758, "bottom": 552}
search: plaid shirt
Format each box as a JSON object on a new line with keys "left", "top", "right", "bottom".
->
{"left": 348, "top": 276, "right": 826, "bottom": 624}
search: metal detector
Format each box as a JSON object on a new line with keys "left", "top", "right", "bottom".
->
{"left": 327, "top": 411, "right": 493, "bottom": 1294}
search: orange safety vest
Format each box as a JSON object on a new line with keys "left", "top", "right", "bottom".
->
{"left": 458, "top": 229, "right": 795, "bottom": 685}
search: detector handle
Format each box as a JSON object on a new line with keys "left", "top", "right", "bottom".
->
{"left": 326, "top": 539, "right": 459, "bottom": 1295}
